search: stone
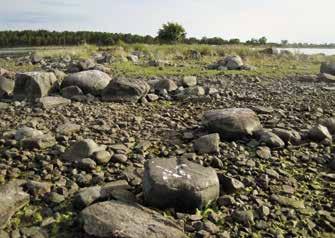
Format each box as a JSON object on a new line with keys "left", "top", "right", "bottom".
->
{"left": 62, "top": 139, "right": 104, "bottom": 161}
{"left": 92, "top": 150, "right": 112, "bottom": 165}
{"left": 258, "top": 130, "right": 285, "bottom": 148}
{"left": 256, "top": 146, "right": 271, "bottom": 159}
{"left": 15, "top": 127, "right": 43, "bottom": 141}
{"left": 127, "top": 54, "right": 139, "bottom": 63}
{"left": 37, "top": 96, "right": 71, "bottom": 109}
{"left": 77, "top": 158, "right": 97, "bottom": 171}
{"left": 56, "top": 123, "right": 81, "bottom": 135}
{"left": 61, "top": 70, "right": 111, "bottom": 96}
{"left": 25, "top": 180, "right": 52, "bottom": 196}
{"left": 320, "top": 118, "right": 335, "bottom": 134}
{"left": 193, "top": 133, "right": 220, "bottom": 154}
{"left": 102, "top": 78, "right": 150, "bottom": 102}
{"left": 13, "top": 72, "right": 59, "bottom": 100}
{"left": 143, "top": 158, "right": 220, "bottom": 211}
{"left": 320, "top": 62, "right": 335, "bottom": 76}
{"left": 318, "top": 73, "right": 335, "bottom": 82}
{"left": 0, "top": 180, "right": 30, "bottom": 229}
{"left": 217, "top": 173, "right": 245, "bottom": 194}
{"left": 78, "top": 58, "right": 96, "bottom": 71}
{"left": 271, "top": 195, "right": 305, "bottom": 209}
{"left": 202, "top": 108, "right": 262, "bottom": 139}
{"left": 272, "top": 128, "right": 301, "bottom": 145}
{"left": 111, "top": 154, "right": 128, "bottom": 164}
{"left": 81, "top": 200, "right": 186, "bottom": 238}
{"left": 182, "top": 76, "right": 197, "bottom": 87}
{"left": 232, "top": 210, "right": 254, "bottom": 227}
{"left": 0, "top": 76, "right": 14, "bottom": 97}
{"left": 154, "top": 78, "right": 178, "bottom": 92}
{"left": 218, "top": 55, "right": 243, "bottom": 70}
{"left": 15, "top": 127, "right": 56, "bottom": 149}
{"left": 146, "top": 93, "right": 159, "bottom": 101}
{"left": 74, "top": 186, "right": 102, "bottom": 209}
{"left": 183, "top": 86, "right": 205, "bottom": 97}
{"left": 60, "top": 86, "right": 83, "bottom": 99}
{"left": 31, "top": 54, "right": 43, "bottom": 64}
{"left": 308, "top": 124, "right": 332, "bottom": 142}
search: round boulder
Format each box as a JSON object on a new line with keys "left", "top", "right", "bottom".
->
{"left": 143, "top": 158, "right": 220, "bottom": 211}
{"left": 202, "top": 108, "right": 262, "bottom": 139}
{"left": 102, "top": 78, "right": 150, "bottom": 103}
{"left": 61, "top": 70, "right": 111, "bottom": 96}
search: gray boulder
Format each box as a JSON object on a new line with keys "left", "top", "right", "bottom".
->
{"left": 61, "top": 86, "right": 83, "bottom": 99}
{"left": 102, "top": 78, "right": 150, "bottom": 102}
{"left": 202, "top": 108, "right": 262, "bottom": 139}
{"left": 193, "top": 133, "right": 220, "bottom": 154}
{"left": 62, "top": 70, "right": 111, "bottom": 96}
{"left": 308, "top": 124, "right": 332, "bottom": 142}
{"left": 321, "top": 62, "right": 335, "bottom": 76}
{"left": 272, "top": 128, "right": 301, "bottom": 145}
{"left": 143, "top": 158, "right": 220, "bottom": 211}
{"left": 13, "top": 72, "right": 59, "bottom": 100}
{"left": 0, "top": 180, "right": 30, "bottom": 229}
{"left": 218, "top": 55, "right": 243, "bottom": 70}
{"left": 0, "top": 76, "right": 15, "bottom": 98}
{"left": 81, "top": 200, "right": 186, "bottom": 238}
{"left": 257, "top": 130, "right": 285, "bottom": 148}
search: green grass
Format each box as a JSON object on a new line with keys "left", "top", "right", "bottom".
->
{"left": 2, "top": 43, "right": 334, "bottom": 78}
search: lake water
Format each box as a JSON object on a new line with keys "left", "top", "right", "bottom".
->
{"left": 279, "top": 48, "right": 335, "bottom": 56}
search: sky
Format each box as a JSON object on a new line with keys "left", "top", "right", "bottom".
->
{"left": 0, "top": 0, "right": 334, "bottom": 44}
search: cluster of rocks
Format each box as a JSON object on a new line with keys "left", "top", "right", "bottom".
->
{"left": 208, "top": 55, "right": 256, "bottom": 71}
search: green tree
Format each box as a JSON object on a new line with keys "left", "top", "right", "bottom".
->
{"left": 157, "top": 22, "right": 186, "bottom": 43}
{"left": 258, "top": 36, "right": 268, "bottom": 45}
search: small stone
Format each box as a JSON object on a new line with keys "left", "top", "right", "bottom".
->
{"left": 309, "top": 124, "right": 332, "bottom": 142}
{"left": 77, "top": 158, "right": 97, "bottom": 171}
{"left": 111, "top": 154, "right": 128, "bottom": 164}
{"left": 182, "top": 76, "right": 197, "bottom": 87}
{"left": 217, "top": 173, "right": 245, "bottom": 194}
{"left": 92, "top": 150, "right": 112, "bottom": 164}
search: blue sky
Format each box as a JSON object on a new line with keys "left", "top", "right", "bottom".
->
{"left": 0, "top": 0, "right": 334, "bottom": 43}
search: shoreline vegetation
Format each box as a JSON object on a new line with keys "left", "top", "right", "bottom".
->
{"left": 0, "top": 30, "right": 334, "bottom": 49}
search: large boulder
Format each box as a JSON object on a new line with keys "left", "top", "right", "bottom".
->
{"left": 81, "top": 200, "right": 186, "bottom": 238}
{"left": 102, "top": 78, "right": 150, "bottom": 102}
{"left": 143, "top": 158, "right": 220, "bottom": 211}
{"left": 13, "top": 72, "right": 59, "bottom": 100}
{"left": 0, "top": 180, "right": 30, "bottom": 229}
{"left": 0, "top": 76, "right": 15, "bottom": 98}
{"left": 61, "top": 70, "right": 111, "bottom": 96}
{"left": 218, "top": 55, "right": 244, "bottom": 70}
{"left": 321, "top": 62, "right": 335, "bottom": 76}
{"left": 202, "top": 108, "right": 262, "bottom": 139}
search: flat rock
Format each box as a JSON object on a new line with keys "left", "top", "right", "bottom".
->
{"left": 0, "top": 180, "right": 30, "bottom": 229}
{"left": 202, "top": 108, "right": 262, "bottom": 139}
{"left": 81, "top": 200, "right": 186, "bottom": 238}
{"left": 37, "top": 96, "right": 71, "bottom": 109}
{"left": 143, "top": 158, "right": 220, "bottom": 211}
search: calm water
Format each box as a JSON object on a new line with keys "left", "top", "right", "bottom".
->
{"left": 279, "top": 48, "right": 335, "bottom": 56}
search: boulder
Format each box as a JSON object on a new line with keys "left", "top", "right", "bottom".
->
{"left": 61, "top": 85, "right": 83, "bottom": 99}
{"left": 202, "top": 108, "right": 262, "bottom": 139}
{"left": 218, "top": 55, "right": 243, "bottom": 70}
{"left": 102, "top": 78, "right": 150, "bottom": 102}
{"left": 320, "top": 62, "right": 335, "bottom": 76}
{"left": 37, "top": 96, "right": 71, "bottom": 109}
{"left": 320, "top": 118, "right": 335, "bottom": 134}
{"left": 193, "top": 133, "right": 220, "bottom": 154}
{"left": 0, "top": 180, "right": 30, "bottom": 229}
{"left": 62, "top": 139, "right": 105, "bottom": 161}
{"left": 13, "top": 72, "right": 59, "bottom": 100}
{"left": 308, "top": 124, "right": 332, "bottom": 142}
{"left": 0, "top": 76, "right": 15, "bottom": 97}
{"left": 272, "top": 128, "right": 301, "bottom": 145}
{"left": 81, "top": 201, "right": 186, "bottom": 238}
{"left": 61, "top": 70, "right": 111, "bottom": 96}
{"left": 143, "top": 158, "right": 220, "bottom": 211}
